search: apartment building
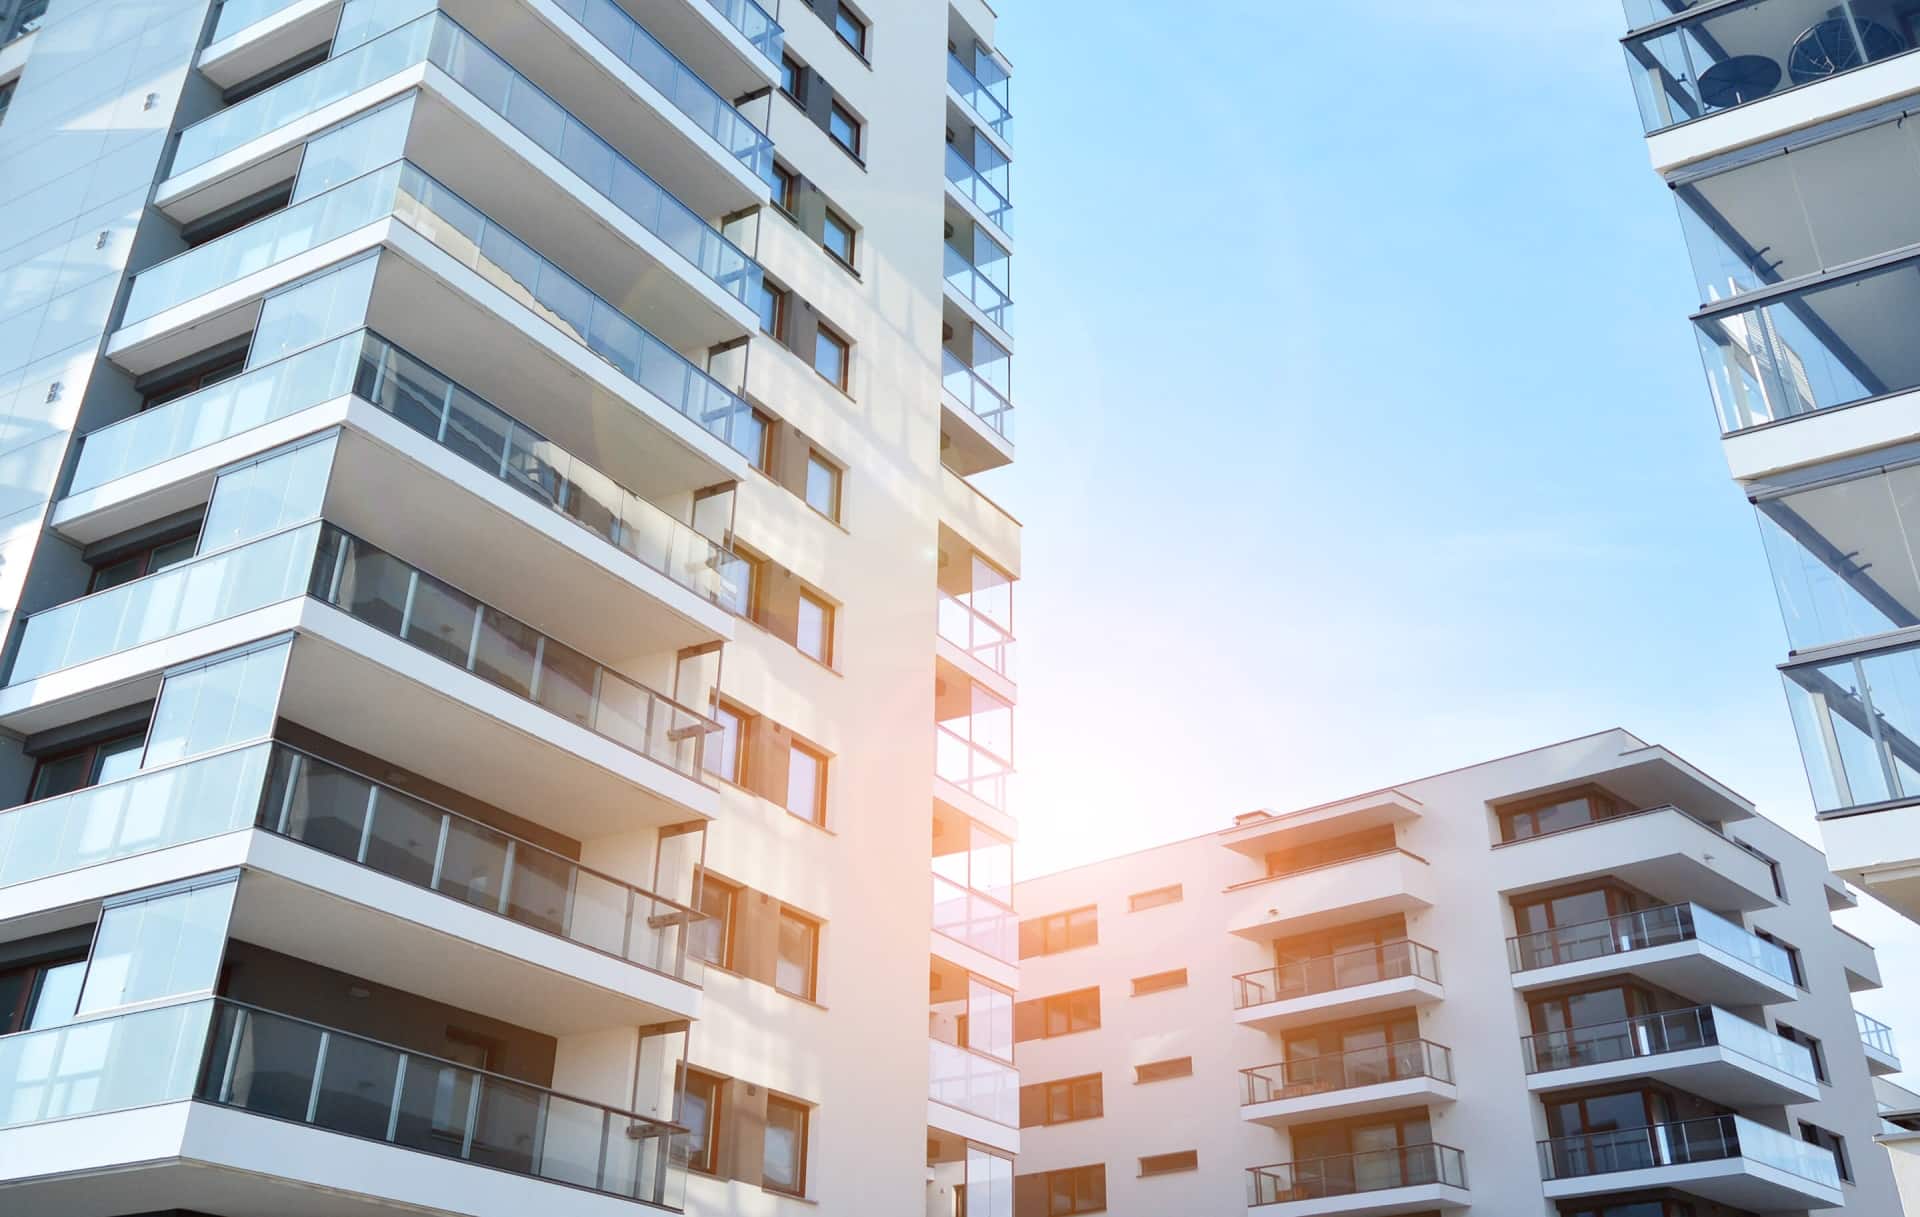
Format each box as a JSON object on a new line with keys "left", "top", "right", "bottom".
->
{"left": 0, "top": 0, "right": 1020, "bottom": 1212}
{"left": 1616, "top": 1, "right": 1920, "bottom": 922}
{"left": 1014, "top": 730, "right": 1898, "bottom": 1217}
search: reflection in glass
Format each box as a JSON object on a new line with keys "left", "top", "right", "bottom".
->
{"left": 1786, "top": 642, "right": 1920, "bottom": 810}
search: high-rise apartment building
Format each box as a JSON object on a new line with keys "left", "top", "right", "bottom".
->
{"left": 1616, "top": 1, "right": 1920, "bottom": 923}
{"left": 0, "top": 0, "right": 1020, "bottom": 1212}
{"left": 1014, "top": 730, "right": 1898, "bottom": 1217}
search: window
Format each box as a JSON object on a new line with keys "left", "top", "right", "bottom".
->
{"left": 786, "top": 742, "right": 827, "bottom": 824}
{"left": 140, "top": 349, "right": 245, "bottom": 409}
{"left": 1139, "top": 1150, "right": 1198, "bottom": 1178}
{"left": 1029, "top": 987, "right": 1099, "bottom": 1040}
{"left": 682, "top": 1069, "right": 723, "bottom": 1174}
{"left": 27, "top": 730, "right": 145, "bottom": 801}
{"left": 813, "top": 324, "right": 849, "bottom": 389}
{"left": 822, "top": 208, "right": 855, "bottom": 266}
{"left": 1127, "top": 884, "right": 1182, "bottom": 912}
{"left": 764, "top": 1095, "right": 809, "bottom": 1195}
{"left": 689, "top": 874, "right": 738, "bottom": 968}
{"left": 833, "top": 3, "right": 867, "bottom": 56}
{"left": 1130, "top": 968, "right": 1187, "bottom": 997}
{"left": 1800, "top": 1122, "right": 1852, "bottom": 1183}
{"left": 804, "top": 452, "right": 842, "bottom": 521}
{"left": 779, "top": 54, "right": 805, "bottom": 102}
{"left": 1134, "top": 1057, "right": 1193, "bottom": 1084}
{"left": 775, "top": 909, "right": 819, "bottom": 1000}
{"left": 704, "top": 702, "right": 747, "bottom": 784}
{"left": 0, "top": 956, "right": 86, "bottom": 1033}
{"left": 755, "top": 280, "right": 786, "bottom": 337}
{"left": 1497, "top": 786, "right": 1627, "bottom": 843}
{"left": 771, "top": 162, "right": 798, "bottom": 214}
{"left": 88, "top": 531, "right": 199, "bottom": 592}
{"left": 740, "top": 407, "right": 772, "bottom": 472}
{"left": 1019, "top": 906, "right": 1097, "bottom": 958}
{"left": 1033, "top": 1165, "right": 1105, "bottom": 1217}
{"left": 1755, "top": 929, "right": 1808, "bottom": 988}
{"left": 1777, "top": 1023, "right": 1829, "bottom": 1082}
{"left": 1020, "top": 1074, "right": 1102, "bottom": 1128}
{"left": 828, "top": 102, "right": 861, "bottom": 157}
{"left": 796, "top": 591, "right": 833, "bottom": 664}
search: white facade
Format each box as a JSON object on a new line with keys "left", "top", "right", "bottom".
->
{"left": 0, "top": 0, "right": 1021, "bottom": 1213}
{"left": 1015, "top": 730, "right": 1898, "bottom": 1217}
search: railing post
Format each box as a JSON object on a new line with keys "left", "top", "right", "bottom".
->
{"left": 306, "top": 1031, "right": 330, "bottom": 1124}
{"left": 498, "top": 839, "right": 516, "bottom": 915}
{"left": 387, "top": 1055, "right": 408, "bottom": 1141}
{"left": 460, "top": 1074, "right": 484, "bottom": 1160}
{"left": 357, "top": 784, "right": 379, "bottom": 863}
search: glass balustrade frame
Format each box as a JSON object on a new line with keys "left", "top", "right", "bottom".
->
{"left": 1505, "top": 901, "right": 1797, "bottom": 986}
{"left": 1240, "top": 1040, "right": 1453, "bottom": 1105}
{"left": 1232, "top": 940, "right": 1441, "bottom": 1011}
{"left": 944, "top": 144, "right": 1013, "bottom": 236}
{"left": 947, "top": 50, "right": 1012, "bottom": 140}
{"left": 1247, "top": 1143, "right": 1467, "bottom": 1205}
{"left": 1538, "top": 1112, "right": 1841, "bottom": 1188}
{"left": 1520, "top": 1005, "right": 1817, "bottom": 1081}
{"left": 939, "top": 348, "right": 1015, "bottom": 443}
{"left": 930, "top": 872, "right": 1017, "bottom": 964}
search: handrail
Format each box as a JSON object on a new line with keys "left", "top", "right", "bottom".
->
{"left": 1248, "top": 1143, "right": 1466, "bottom": 1205}
{"left": 946, "top": 50, "right": 1011, "bottom": 138}
{"left": 940, "top": 348, "right": 1014, "bottom": 440}
{"left": 1861, "top": 1009, "right": 1899, "bottom": 1056}
{"left": 936, "top": 588, "right": 1015, "bottom": 678}
{"left": 702, "top": 0, "right": 783, "bottom": 61}
{"left": 1505, "top": 900, "right": 1795, "bottom": 985}
{"left": 1232, "top": 939, "right": 1440, "bottom": 1011}
{"left": 1520, "top": 1004, "right": 1816, "bottom": 1081}
{"left": 944, "top": 144, "right": 1013, "bottom": 235}
{"left": 1241, "top": 1039, "right": 1452, "bottom": 1105}
{"left": 1538, "top": 1113, "right": 1839, "bottom": 1188}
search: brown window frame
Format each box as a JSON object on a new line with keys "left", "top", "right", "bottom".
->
{"left": 689, "top": 873, "right": 740, "bottom": 969}
{"left": 828, "top": 102, "right": 862, "bottom": 158}
{"left": 832, "top": 2, "right": 868, "bottom": 57}
{"left": 1134, "top": 1057, "right": 1193, "bottom": 1084}
{"left": 1020, "top": 1073, "right": 1103, "bottom": 1127}
{"left": 795, "top": 588, "right": 835, "bottom": 665}
{"left": 779, "top": 53, "right": 806, "bottom": 103}
{"left": 770, "top": 161, "right": 799, "bottom": 216}
{"left": 0, "top": 955, "right": 87, "bottom": 1034}
{"left": 26, "top": 728, "right": 146, "bottom": 802}
{"left": 774, "top": 907, "right": 820, "bottom": 1002}
{"left": 803, "top": 450, "right": 842, "bottom": 522}
{"left": 1019, "top": 905, "right": 1097, "bottom": 958}
{"left": 703, "top": 700, "right": 750, "bottom": 785}
{"left": 1130, "top": 968, "right": 1187, "bottom": 997}
{"left": 1127, "top": 884, "right": 1183, "bottom": 912}
{"left": 786, "top": 740, "right": 828, "bottom": 825}
{"left": 763, "top": 1094, "right": 811, "bottom": 1196}
{"left": 680, "top": 1067, "right": 724, "bottom": 1175}
{"left": 1038, "top": 1164, "right": 1105, "bottom": 1217}
{"left": 812, "top": 323, "right": 850, "bottom": 390}
{"left": 756, "top": 279, "right": 787, "bottom": 338}
{"left": 1039, "top": 987, "right": 1099, "bottom": 1039}
{"left": 821, "top": 208, "right": 856, "bottom": 268}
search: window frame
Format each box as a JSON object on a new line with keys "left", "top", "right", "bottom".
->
{"left": 1138, "top": 1150, "right": 1198, "bottom": 1178}
{"left": 832, "top": 2, "right": 868, "bottom": 58}
{"left": 755, "top": 280, "right": 787, "bottom": 339}
{"left": 1039, "top": 1165, "right": 1106, "bottom": 1217}
{"left": 87, "top": 528, "right": 201, "bottom": 593}
{"left": 1776, "top": 1021, "right": 1829, "bottom": 1083}
{"left": 773, "top": 907, "right": 820, "bottom": 1001}
{"left": 803, "top": 451, "right": 843, "bottom": 522}
{"left": 1038, "top": 987, "right": 1100, "bottom": 1039}
{"left": 0, "top": 955, "right": 88, "bottom": 1034}
{"left": 688, "top": 873, "right": 739, "bottom": 969}
{"left": 821, "top": 208, "right": 856, "bottom": 268}
{"left": 785, "top": 740, "right": 828, "bottom": 825}
{"left": 27, "top": 728, "right": 146, "bottom": 802}
{"left": 1134, "top": 1057, "right": 1193, "bottom": 1084}
{"left": 1800, "top": 1120, "right": 1853, "bottom": 1183}
{"left": 680, "top": 1067, "right": 724, "bottom": 1175}
{"left": 779, "top": 53, "right": 806, "bottom": 104}
{"left": 1129, "top": 968, "right": 1187, "bottom": 997}
{"left": 763, "top": 1093, "right": 811, "bottom": 1196}
{"left": 771, "top": 162, "right": 799, "bottom": 216}
{"left": 1020, "top": 905, "right": 1097, "bottom": 958}
{"left": 795, "top": 589, "right": 835, "bottom": 665}
{"left": 828, "top": 101, "right": 862, "bottom": 158}
{"left": 704, "top": 701, "right": 749, "bottom": 785}
{"left": 812, "top": 323, "right": 850, "bottom": 390}
{"left": 1022, "top": 1073, "right": 1102, "bottom": 1128}
{"left": 1127, "top": 884, "right": 1183, "bottom": 912}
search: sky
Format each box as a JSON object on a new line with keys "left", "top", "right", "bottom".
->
{"left": 979, "top": 1, "right": 1920, "bottom": 1054}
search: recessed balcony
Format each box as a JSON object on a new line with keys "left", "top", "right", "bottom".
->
{"left": 1862, "top": 1009, "right": 1902, "bottom": 1074}
{"left": 1522, "top": 1005, "right": 1819, "bottom": 1107}
{"left": 947, "top": 45, "right": 1011, "bottom": 146}
{"left": 944, "top": 219, "right": 1013, "bottom": 345}
{"left": 1539, "top": 1113, "right": 1843, "bottom": 1210}
{"left": 1241, "top": 1040, "right": 1456, "bottom": 1127}
{"left": 1228, "top": 850, "right": 1436, "bottom": 941}
{"left": 1220, "top": 791, "right": 1423, "bottom": 861}
{"left": 1232, "top": 941, "right": 1443, "bottom": 1033}
{"left": 940, "top": 346, "right": 1015, "bottom": 476}
{"left": 1494, "top": 804, "right": 1779, "bottom": 911}
{"left": 945, "top": 142, "right": 1012, "bottom": 241}
{"left": 1507, "top": 902, "right": 1799, "bottom": 1007}
{"left": 1247, "top": 1144, "right": 1469, "bottom": 1215}
{"left": 0, "top": 998, "right": 691, "bottom": 1215}
{"left": 928, "top": 1039, "right": 1019, "bottom": 1154}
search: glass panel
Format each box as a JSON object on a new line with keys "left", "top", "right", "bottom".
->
{"left": 0, "top": 1001, "right": 211, "bottom": 1128}
{"left": 1759, "top": 472, "right": 1920, "bottom": 651}
{"left": 292, "top": 97, "right": 416, "bottom": 203}
{"left": 200, "top": 435, "right": 336, "bottom": 552}
{"left": 142, "top": 642, "right": 291, "bottom": 767}
{"left": 928, "top": 1038, "right": 1017, "bottom": 1126}
{"left": 79, "top": 878, "right": 237, "bottom": 1014}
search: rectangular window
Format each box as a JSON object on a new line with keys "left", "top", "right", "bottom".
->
{"left": 0, "top": 956, "right": 87, "bottom": 1033}
{"left": 1777, "top": 1023, "right": 1829, "bottom": 1082}
{"left": 833, "top": 3, "right": 867, "bottom": 56}
{"left": 1035, "top": 1165, "right": 1105, "bottom": 1217}
{"left": 828, "top": 103, "right": 861, "bottom": 157}
{"left": 1127, "top": 884, "right": 1182, "bottom": 912}
{"left": 28, "top": 730, "right": 145, "bottom": 801}
{"left": 740, "top": 408, "right": 772, "bottom": 472}
{"left": 682, "top": 1068, "right": 723, "bottom": 1174}
{"left": 764, "top": 1095, "right": 809, "bottom": 1195}
{"left": 1019, "top": 906, "right": 1097, "bottom": 958}
{"left": 1037, "top": 987, "right": 1099, "bottom": 1039}
{"left": 704, "top": 702, "right": 747, "bottom": 784}
{"left": 688, "top": 874, "right": 738, "bottom": 968}
{"left": 796, "top": 591, "right": 834, "bottom": 664}
{"left": 1139, "top": 1150, "right": 1198, "bottom": 1177}
{"left": 775, "top": 909, "right": 819, "bottom": 1000}
{"left": 779, "top": 54, "right": 805, "bottom": 102}
{"left": 1020, "top": 1073, "right": 1102, "bottom": 1128}
{"left": 787, "top": 742, "right": 827, "bottom": 824}
{"left": 822, "top": 209, "right": 855, "bottom": 267}
{"left": 1130, "top": 968, "right": 1187, "bottom": 996}
{"left": 1134, "top": 1057, "right": 1193, "bottom": 1084}
{"left": 1800, "top": 1122, "right": 1852, "bottom": 1183}
{"left": 804, "top": 452, "right": 842, "bottom": 521}
{"left": 772, "top": 162, "right": 799, "bottom": 214}
{"left": 1756, "top": 929, "right": 1808, "bottom": 987}
{"left": 813, "top": 325, "right": 849, "bottom": 389}
{"left": 756, "top": 281, "right": 786, "bottom": 337}
{"left": 88, "top": 531, "right": 199, "bottom": 593}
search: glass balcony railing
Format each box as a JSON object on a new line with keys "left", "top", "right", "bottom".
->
{"left": 704, "top": 0, "right": 782, "bottom": 61}
{"left": 940, "top": 348, "right": 1014, "bottom": 443}
{"left": 1540, "top": 1113, "right": 1840, "bottom": 1190}
{"left": 1241, "top": 1040, "right": 1452, "bottom": 1106}
{"left": 118, "top": 161, "right": 764, "bottom": 459}
{"left": 548, "top": 0, "right": 773, "bottom": 181}
{"left": 210, "top": 0, "right": 299, "bottom": 43}
{"left": 0, "top": 743, "right": 271, "bottom": 889}
{"left": 1862, "top": 1009, "right": 1899, "bottom": 1057}
{"left": 928, "top": 1037, "right": 1017, "bottom": 1127}
{"left": 173, "top": 14, "right": 762, "bottom": 307}
{"left": 9, "top": 521, "right": 321, "bottom": 683}
{"left": 1233, "top": 940, "right": 1440, "bottom": 1011}
{"left": 3, "top": 0, "right": 45, "bottom": 46}
{"left": 261, "top": 745, "right": 704, "bottom": 980}
{"left": 943, "top": 243, "right": 1012, "bottom": 331}
{"left": 0, "top": 1000, "right": 213, "bottom": 1132}
{"left": 945, "top": 144, "right": 1012, "bottom": 235}
{"left": 931, "top": 873, "right": 1016, "bottom": 963}
{"left": 69, "top": 330, "right": 749, "bottom": 613}
{"left": 935, "top": 723, "right": 1011, "bottom": 811}
{"left": 1249, "top": 1144, "right": 1466, "bottom": 1206}
{"left": 947, "top": 51, "right": 1011, "bottom": 141}
{"left": 1624, "top": 0, "right": 1916, "bottom": 135}
{"left": 202, "top": 999, "right": 689, "bottom": 1206}
{"left": 1507, "top": 902, "right": 1796, "bottom": 984}
{"left": 937, "top": 589, "right": 1015, "bottom": 679}
{"left": 1521, "top": 1005, "right": 1817, "bottom": 1082}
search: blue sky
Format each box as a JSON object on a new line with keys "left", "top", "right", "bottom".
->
{"left": 985, "top": 2, "right": 1920, "bottom": 1043}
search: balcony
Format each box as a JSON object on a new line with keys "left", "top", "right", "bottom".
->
{"left": 1241, "top": 1040, "right": 1456, "bottom": 1127}
{"left": 1232, "top": 941, "right": 1443, "bottom": 1033}
{"left": 2, "top": 0, "right": 43, "bottom": 47}
{"left": 1624, "top": 0, "right": 1920, "bottom": 144}
{"left": 109, "top": 162, "right": 763, "bottom": 475}
{"left": 936, "top": 590, "right": 1016, "bottom": 694}
{"left": 928, "top": 1038, "right": 1019, "bottom": 1150}
{"left": 940, "top": 347, "right": 1015, "bottom": 475}
{"left": 1522, "top": 1005, "right": 1819, "bottom": 1106}
{"left": 1539, "top": 1113, "right": 1843, "bottom": 1210}
{"left": 932, "top": 874, "right": 1016, "bottom": 969}
{"left": 1493, "top": 804, "right": 1779, "bottom": 911}
{"left": 944, "top": 238, "right": 1013, "bottom": 338}
{"left": 947, "top": 48, "right": 1011, "bottom": 144}
{"left": 1247, "top": 1144, "right": 1469, "bottom": 1215}
{"left": 1228, "top": 849, "right": 1436, "bottom": 941}
{"left": 1862, "top": 1009, "right": 1903, "bottom": 1074}
{"left": 0, "top": 998, "right": 690, "bottom": 1214}
{"left": 945, "top": 143, "right": 1012, "bottom": 238}
{"left": 1507, "top": 902, "right": 1799, "bottom": 1006}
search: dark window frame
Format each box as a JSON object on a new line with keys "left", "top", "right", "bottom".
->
{"left": 812, "top": 323, "right": 850, "bottom": 390}
{"left": 1130, "top": 968, "right": 1187, "bottom": 997}
{"left": 681, "top": 1067, "right": 724, "bottom": 1175}
{"left": 832, "top": 2, "right": 868, "bottom": 58}
{"left": 1139, "top": 1150, "right": 1198, "bottom": 1177}
{"left": 822, "top": 208, "right": 856, "bottom": 269}
{"left": 1800, "top": 1120, "right": 1853, "bottom": 1183}
{"left": 87, "top": 528, "right": 200, "bottom": 593}
{"left": 1037, "top": 1164, "right": 1106, "bottom": 1217}
{"left": 0, "top": 954, "right": 87, "bottom": 1034}
{"left": 27, "top": 728, "right": 146, "bottom": 801}
{"left": 1127, "top": 884, "right": 1183, "bottom": 912}
{"left": 779, "top": 53, "right": 806, "bottom": 104}
{"left": 828, "top": 101, "right": 862, "bottom": 158}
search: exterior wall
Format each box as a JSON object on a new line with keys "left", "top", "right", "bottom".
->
{"left": 1016, "top": 729, "right": 1900, "bottom": 1216}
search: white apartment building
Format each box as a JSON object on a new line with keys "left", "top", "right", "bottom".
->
{"left": 1014, "top": 729, "right": 1899, "bottom": 1217}
{"left": 0, "top": 0, "right": 1021, "bottom": 1213}
{"left": 1617, "top": 1, "right": 1920, "bottom": 922}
